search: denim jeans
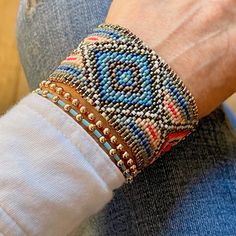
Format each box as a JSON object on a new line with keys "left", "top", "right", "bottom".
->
{"left": 17, "top": 1, "right": 236, "bottom": 235}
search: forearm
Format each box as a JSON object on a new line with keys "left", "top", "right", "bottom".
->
{"left": 0, "top": 22, "right": 197, "bottom": 233}
{"left": 1, "top": 0, "right": 236, "bottom": 234}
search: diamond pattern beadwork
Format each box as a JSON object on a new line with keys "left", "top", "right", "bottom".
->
{"left": 48, "top": 24, "right": 199, "bottom": 170}
{"left": 95, "top": 50, "right": 153, "bottom": 106}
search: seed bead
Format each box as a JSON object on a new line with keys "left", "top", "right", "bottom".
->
{"left": 122, "top": 152, "right": 129, "bottom": 159}
{"left": 110, "top": 136, "right": 117, "bottom": 143}
{"left": 88, "top": 113, "right": 95, "bottom": 120}
{"left": 117, "top": 160, "right": 124, "bottom": 167}
{"left": 103, "top": 128, "right": 110, "bottom": 135}
{"left": 40, "top": 80, "right": 46, "bottom": 88}
{"left": 64, "top": 93, "right": 71, "bottom": 100}
{"left": 80, "top": 106, "right": 86, "bottom": 113}
{"left": 99, "top": 136, "right": 106, "bottom": 143}
{"left": 117, "top": 144, "right": 124, "bottom": 151}
{"left": 56, "top": 87, "right": 63, "bottom": 95}
{"left": 64, "top": 104, "right": 71, "bottom": 112}
{"left": 45, "top": 81, "right": 51, "bottom": 87}
{"left": 42, "top": 90, "right": 49, "bottom": 97}
{"left": 109, "top": 149, "right": 116, "bottom": 156}
{"left": 89, "top": 124, "right": 95, "bottom": 131}
{"left": 72, "top": 99, "right": 80, "bottom": 106}
{"left": 75, "top": 114, "right": 82, "bottom": 122}
{"left": 127, "top": 159, "right": 134, "bottom": 166}
{"left": 52, "top": 96, "right": 59, "bottom": 103}
{"left": 50, "top": 83, "right": 56, "bottom": 90}
{"left": 96, "top": 120, "right": 103, "bottom": 128}
{"left": 130, "top": 165, "right": 137, "bottom": 171}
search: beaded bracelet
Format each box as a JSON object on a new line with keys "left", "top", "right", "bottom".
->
{"left": 36, "top": 23, "right": 199, "bottom": 179}
{"left": 35, "top": 84, "right": 137, "bottom": 182}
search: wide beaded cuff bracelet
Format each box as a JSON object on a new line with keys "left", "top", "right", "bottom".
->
{"left": 35, "top": 24, "right": 199, "bottom": 180}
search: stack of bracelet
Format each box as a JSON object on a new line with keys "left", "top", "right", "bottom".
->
{"left": 35, "top": 24, "right": 199, "bottom": 183}
{"left": 36, "top": 81, "right": 137, "bottom": 183}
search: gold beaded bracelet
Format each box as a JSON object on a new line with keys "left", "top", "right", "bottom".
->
{"left": 35, "top": 81, "right": 139, "bottom": 182}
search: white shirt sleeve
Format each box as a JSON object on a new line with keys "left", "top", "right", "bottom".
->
{"left": 0, "top": 93, "right": 124, "bottom": 236}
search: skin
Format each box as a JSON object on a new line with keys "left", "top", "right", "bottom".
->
{"left": 106, "top": 0, "right": 236, "bottom": 118}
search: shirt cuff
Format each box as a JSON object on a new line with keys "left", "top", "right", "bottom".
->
{"left": 0, "top": 93, "right": 124, "bottom": 235}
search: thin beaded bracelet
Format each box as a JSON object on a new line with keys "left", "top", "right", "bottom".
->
{"left": 40, "top": 80, "right": 138, "bottom": 177}
{"left": 35, "top": 84, "right": 137, "bottom": 182}
{"left": 37, "top": 23, "right": 199, "bottom": 177}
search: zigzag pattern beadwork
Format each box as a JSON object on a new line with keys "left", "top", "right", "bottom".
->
{"left": 48, "top": 24, "right": 199, "bottom": 170}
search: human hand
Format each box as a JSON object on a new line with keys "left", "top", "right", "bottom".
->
{"left": 106, "top": 0, "right": 236, "bottom": 118}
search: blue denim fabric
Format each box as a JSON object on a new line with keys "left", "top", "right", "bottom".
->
{"left": 223, "top": 104, "right": 236, "bottom": 134}
{"left": 17, "top": 1, "right": 236, "bottom": 235}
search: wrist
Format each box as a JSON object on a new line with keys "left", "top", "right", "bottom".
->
{"left": 34, "top": 23, "right": 199, "bottom": 181}
{"left": 106, "top": 1, "right": 236, "bottom": 118}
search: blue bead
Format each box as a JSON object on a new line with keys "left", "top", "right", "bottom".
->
{"left": 104, "top": 142, "right": 112, "bottom": 150}
{"left": 82, "top": 119, "right": 90, "bottom": 127}
{"left": 114, "top": 154, "right": 120, "bottom": 162}
{"left": 93, "top": 130, "right": 102, "bottom": 139}
{"left": 70, "top": 109, "right": 78, "bottom": 117}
